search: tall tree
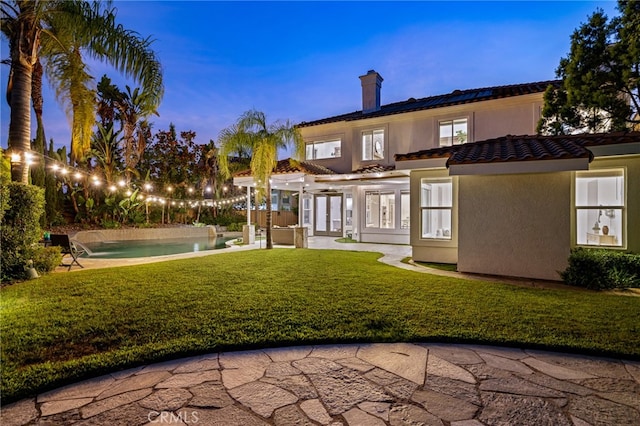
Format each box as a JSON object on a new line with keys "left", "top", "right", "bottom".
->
{"left": 538, "top": 1, "right": 640, "bottom": 134}
{"left": 218, "top": 110, "right": 304, "bottom": 249}
{"left": 1, "top": 0, "right": 164, "bottom": 183}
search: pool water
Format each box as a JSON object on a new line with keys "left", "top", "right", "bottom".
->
{"left": 80, "top": 236, "right": 236, "bottom": 259}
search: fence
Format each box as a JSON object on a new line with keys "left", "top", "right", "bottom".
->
{"left": 236, "top": 210, "right": 298, "bottom": 228}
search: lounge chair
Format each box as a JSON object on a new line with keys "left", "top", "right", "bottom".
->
{"left": 50, "top": 234, "right": 85, "bottom": 270}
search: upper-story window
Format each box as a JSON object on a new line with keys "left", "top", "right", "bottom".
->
{"left": 439, "top": 118, "right": 468, "bottom": 147}
{"left": 362, "top": 129, "right": 384, "bottom": 161}
{"left": 306, "top": 139, "right": 341, "bottom": 160}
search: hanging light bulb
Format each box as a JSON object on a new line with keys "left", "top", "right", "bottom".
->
{"left": 74, "top": 172, "right": 83, "bottom": 180}
{"left": 118, "top": 179, "right": 126, "bottom": 187}
{"left": 109, "top": 185, "right": 117, "bottom": 192}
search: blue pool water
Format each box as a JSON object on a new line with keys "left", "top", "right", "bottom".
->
{"left": 80, "top": 236, "right": 236, "bottom": 259}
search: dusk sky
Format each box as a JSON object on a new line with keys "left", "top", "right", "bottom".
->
{"left": 1, "top": 1, "right": 620, "bottom": 156}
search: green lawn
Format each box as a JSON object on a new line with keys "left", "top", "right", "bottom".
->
{"left": 1, "top": 249, "right": 639, "bottom": 403}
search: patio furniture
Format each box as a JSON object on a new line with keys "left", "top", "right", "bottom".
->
{"left": 50, "top": 234, "right": 85, "bottom": 270}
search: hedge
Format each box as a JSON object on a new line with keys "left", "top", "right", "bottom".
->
{"left": 1, "top": 183, "right": 60, "bottom": 283}
{"left": 561, "top": 247, "right": 640, "bottom": 290}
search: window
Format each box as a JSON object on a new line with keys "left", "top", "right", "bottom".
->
{"left": 439, "top": 118, "right": 468, "bottom": 147}
{"left": 400, "top": 191, "right": 410, "bottom": 229}
{"left": 362, "top": 129, "right": 384, "bottom": 161}
{"left": 365, "top": 191, "right": 395, "bottom": 229}
{"left": 345, "top": 194, "right": 353, "bottom": 227}
{"left": 420, "top": 178, "right": 452, "bottom": 239}
{"left": 306, "top": 139, "right": 341, "bottom": 160}
{"left": 575, "top": 169, "right": 624, "bottom": 247}
{"left": 302, "top": 196, "right": 311, "bottom": 225}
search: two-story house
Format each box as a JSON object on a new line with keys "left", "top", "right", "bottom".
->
{"left": 293, "top": 70, "right": 556, "bottom": 244}
{"left": 233, "top": 71, "right": 639, "bottom": 281}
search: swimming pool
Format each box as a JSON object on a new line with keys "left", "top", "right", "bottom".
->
{"left": 79, "top": 236, "right": 236, "bottom": 259}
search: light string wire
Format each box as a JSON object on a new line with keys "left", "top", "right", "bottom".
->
{"left": 5, "top": 148, "right": 251, "bottom": 208}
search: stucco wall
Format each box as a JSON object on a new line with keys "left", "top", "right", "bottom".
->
{"left": 298, "top": 94, "right": 545, "bottom": 174}
{"left": 457, "top": 172, "right": 572, "bottom": 281}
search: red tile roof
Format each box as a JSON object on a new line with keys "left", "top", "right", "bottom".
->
{"left": 298, "top": 80, "right": 560, "bottom": 128}
{"left": 395, "top": 132, "right": 640, "bottom": 165}
{"left": 234, "top": 158, "right": 336, "bottom": 177}
{"left": 351, "top": 164, "right": 396, "bottom": 174}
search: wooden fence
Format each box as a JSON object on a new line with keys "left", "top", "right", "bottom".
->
{"left": 236, "top": 210, "right": 298, "bottom": 228}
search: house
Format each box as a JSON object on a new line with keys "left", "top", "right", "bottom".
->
{"left": 292, "top": 70, "right": 558, "bottom": 243}
{"left": 233, "top": 70, "right": 638, "bottom": 281}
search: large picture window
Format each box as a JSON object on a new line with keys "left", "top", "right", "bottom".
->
{"left": 365, "top": 191, "right": 395, "bottom": 229}
{"left": 362, "top": 129, "right": 384, "bottom": 161}
{"left": 420, "top": 178, "right": 452, "bottom": 239}
{"left": 306, "top": 139, "right": 341, "bottom": 160}
{"left": 439, "top": 118, "right": 468, "bottom": 147}
{"left": 575, "top": 169, "right": 624, "bottom": 247}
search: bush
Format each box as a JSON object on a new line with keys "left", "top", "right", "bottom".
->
{"left": 561, "top": 248, "right": 640, "bottom": 290}
{"left": 100, "top": 219, "right": 121, "bottom": 229}
{"left": 213, "top": 211, "right": 246, "bottom": 227}
{"left": 1, "top": 183, "right": 45, "bottom": 282}
{"left": 32, "top": 246, "right": 62, "bottom": 275}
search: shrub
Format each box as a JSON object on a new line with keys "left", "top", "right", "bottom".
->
{"left": 32, "top": 246, "right": 62, "bottom": 275}
{"left": 1, "top": 183, "right": 45, "bottom": 282}
{"left": 213, "top": 211, "right": 246, "bottom": 227}
{"left": 561, "top": 248, "right": 640, "bottom": 290}
{"left": 100, "top": 219, "right": 121, "bottom": 229}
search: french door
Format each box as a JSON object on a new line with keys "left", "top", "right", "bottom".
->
{"left": 314, "top": 194, "right": 343, "bottom": 237}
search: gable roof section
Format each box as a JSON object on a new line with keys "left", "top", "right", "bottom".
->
{"left": 234, "top": 158, "right": 336, "bottom": 177}
{"left": 298, "top": 80, "right": 560, "bottom": 128}
{"left": 446, "top": 135, "right": 593, "bottom": 166}
{"left": 395, "top": 132, "right": 640, "bottom": 175}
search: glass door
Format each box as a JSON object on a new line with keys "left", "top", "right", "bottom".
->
{"left": 314, "top": 194, "right": 343, "bottom": 237}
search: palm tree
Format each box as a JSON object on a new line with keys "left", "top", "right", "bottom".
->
{"left": 1, "top": 0, "right": 163, "bottom": 183}
{"left": 218, "top": 109, "right": 304, "bottom": 249}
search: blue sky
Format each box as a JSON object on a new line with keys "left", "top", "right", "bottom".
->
{"left": 0, "top": 1, "right": 620, "bottom": 155}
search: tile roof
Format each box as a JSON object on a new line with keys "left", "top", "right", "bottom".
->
{"left": 351, "top": 164, "right": 396, "bottom": 174}
{"left": 297, "top": 80, "right": 560, "bottom": 128}
{"left": 395, "top": 132, "right": 640, "bottom": 165}
{"left": 234, "top": 158, "right": 336, "bottom": 177}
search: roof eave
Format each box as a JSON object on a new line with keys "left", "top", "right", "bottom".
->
{"left": 448, "top": 157, "right": 591, "bottom": 176}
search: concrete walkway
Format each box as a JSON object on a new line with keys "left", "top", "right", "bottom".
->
{"left": 6, "top": 237, "right": 637, "bottom": 425}
{"left": 3, "top": 343, "right": 639, "bottom": 425}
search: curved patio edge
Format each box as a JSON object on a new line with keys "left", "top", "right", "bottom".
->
{"left": 2, "top": 342, "right": 638, "bottom": 425}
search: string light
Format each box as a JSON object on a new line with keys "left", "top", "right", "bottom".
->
{"left": 5, "top": 148, "right": 257, "bottom": 208}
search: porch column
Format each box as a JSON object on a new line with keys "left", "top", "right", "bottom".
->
{"left": 247, "top": 185, "right": 251, "bottom": 225}
{"left": 298, "top": 186, "right": 303, "bottom": 227}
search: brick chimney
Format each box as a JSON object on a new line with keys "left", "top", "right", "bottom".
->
{"left": 359, "top": 70, "right": 383, "bottom": 113}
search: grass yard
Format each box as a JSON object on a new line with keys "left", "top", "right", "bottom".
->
{"left": 1, "top": 249, "right": 639, "bottom": 403}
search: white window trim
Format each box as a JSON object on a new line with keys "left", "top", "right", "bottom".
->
{"left": 420, "top": 178, "right": 453, "bottom": 240}
{"left": 574, "top": 168, "right": 626, "bottom": 249}
{"left": 305, "top": 138, "right": 342, "bottom": 160}
{"left": 362, "top": 129, "right": 385, "bottom": 161}
{"left": 434, "top": 114, "right": 472, "bottom": 147}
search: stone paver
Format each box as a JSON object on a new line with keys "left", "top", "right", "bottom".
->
{"left": 5, "top": 343, "right": 639, "bottom": 425}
